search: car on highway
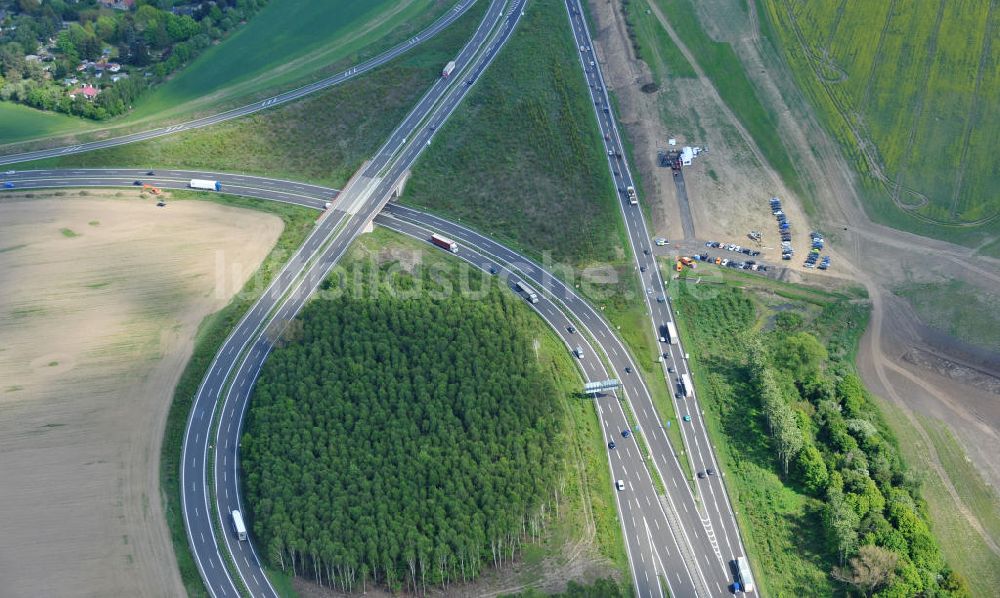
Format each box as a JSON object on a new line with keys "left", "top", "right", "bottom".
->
{"left": 640, "top": 265, "right": 647, "bottom": 272}
{"left": 656, "top": 296, "right": 665, "bottom": 303}
{"left": 643, "top": 248, "right": 650, "bottom": 255}
{"left": 3, "top": 182, "right": 14, "bottom": 188}
{"left": 682, "top": 415, "right": 692, "bottom": 422}
{"left": 667, "top": 366, "right": 675, "bottom": 373}
{"left": 707, "top": 468, "right": 715, "bottom": 476}
{"left": 145, "top": 171, "right": 155, "bottom": 176}
{"left": 616, "top": 479, "right": 625, "bottom": 491}
{"left": 621, "top": 429, "right": 630, "bottom": 438}
{"left": 625, "top": 366, "right": 632, "bottom": 374}
{"left": 4, "top": 170, "right": 15, "bottom": 175}
{"left": 133, "top": 180, "right": 143, "bottom": 185}
{"left": 608, "top": 441, "right": 616, "bottom": 450}
{"left": 567, "top": 324, "right": 575, "bottom": 334}
{"left": 697, "top": 471, "right": 706, "bottom": 479}
{"left": 489, "top": 265, "right": 498, "bottom": 275}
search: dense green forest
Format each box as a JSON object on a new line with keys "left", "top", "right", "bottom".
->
{"left": 673, "top": 281, "right": 970, "bottom": 597}
{"left": 242, "top": 269, "right": 569, "bottom": 593}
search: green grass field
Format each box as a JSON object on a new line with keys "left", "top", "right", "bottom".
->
{"left": 126, "top": 0, "right": 447, "bottom": 123}
{"left": 402, "top": 0, "right": 624, "bottom": 266}
{"left": 17, "top": 2, "right": 485, "bottom": 188}
{"left": 760, "top": 0, "right": 1000, "bottom": 243}
{"left": 0, "top": 0, "right": 453, "bottom": 147}
{"left": 894, "top": 278, "right": 1000, "bottom": 353}
{"left": 0, "top": 102, "right": 100, "bottom": 146}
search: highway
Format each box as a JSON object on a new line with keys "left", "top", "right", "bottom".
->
{"left": 0, "top": 0, "right": 751, "bottom": 595}
{"left": 563, "top": 0, "right": 752, "bottom": 593}
{"left": 181, "top": 1, "right": 534, "bottom": 596}
{"left": 0, "top": 0, "right": 478, "bottom": 166}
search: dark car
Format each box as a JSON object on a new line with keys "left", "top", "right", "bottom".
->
{"left": 608, "top": 441, "right": 616, "bottom": 450}
{"left": 625, "top": 366, "right": 632, "bottom": 374}
{"left": 145, "top": 171, "right": 155, "bottom": 176}
{"left": 640, "top": 265, "right": 647, "bottom": 272}
{"left": 567, "top": 325, "right": 576, "bottom": 334}
{"left": 697, "top": 471, "right": 706, "bottom": 479}
{"left": 489, "top": 265, "right": 498, "bottom": 275}
{"left": 133, "top": 180, "right": 143, "bottom": 185}
{"left": 707, "top": 468, "right": 715, "bottom": 476}
{"left": 621, "top": 429, "right": 630, "bottom": 438}
{"left": 644, "top": 248, "right": 650, "bottom": 255}
{"left": 667, "top": 366, "right": 674, "bottom": 373}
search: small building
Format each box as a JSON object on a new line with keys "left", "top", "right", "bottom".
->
{"left": 680, "top": 146, "right": 694, "bottom": 166}
{"left": 107, "top": 63, "right": 121, "bottom": 73}
{"left": 69, "top": 85, "right": 99, "bottom": 100}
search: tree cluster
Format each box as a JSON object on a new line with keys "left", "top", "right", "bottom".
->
{"left": 242, "top": 287, "right": 567, "bottom": 594}
{"left": 739, "top": 317, "right": 970, "bottom": 597}
{"left": 0, "top": 0, "right": 269, "bottom": 118}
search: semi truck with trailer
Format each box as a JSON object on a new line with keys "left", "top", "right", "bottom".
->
{"left": 679, "top": 373, "right": 692, "bottom": 398}
{"left": 189, "top": 179, "right": 222, "bottom": 192}
{"left": 232, "top": 510, "right": 247, "bottom": 541}
{"left": 442, "top": 60, "right": 457, "bottom": 78}
{"left": 431, "top": 233, "right": 458, "bottom": 253}
{"left": 515, "top": 281, "right": 539, "bottom": 304}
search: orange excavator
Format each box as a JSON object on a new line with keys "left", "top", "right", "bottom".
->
{"left": 680, "top": 256, "right": 696, "bottom": 269}
{"left": 142, "top": 184, "right": 162, "bottom": 195}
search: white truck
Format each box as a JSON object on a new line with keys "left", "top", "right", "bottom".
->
{"left": 680, "top": 373, "right": 692, "bottom": 398}
{"left": 231, "top": 510, "right": 247, "bottom": 541}
{"left": 442, "top": 60, "right": 456, "bottom": 78}
{"left": 189, "top": 179, "right": 222, "bottom": 192}
{"left": 666, "top": 322, "right": 678, "bottom": 345}
{"left": 431, "top": 233, "right": 458, "bottom": 253}
{"left": 515, "top": 281, "right": 539, "bottom": 304}
{"left": 735, "top": 556, "right": 755, "bottom": 593}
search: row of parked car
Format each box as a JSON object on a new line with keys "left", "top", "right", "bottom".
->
{"left": 691, "top": 253, "right": 769, "bottom": 272}
{"left": 804, "top": 231, "right": 832, "bottom": 269}
{"left": 704, "top": 240, "right": 761, "bottom": 257}
{"left": 770, "top": 197, "right": 798, "bottom": 261}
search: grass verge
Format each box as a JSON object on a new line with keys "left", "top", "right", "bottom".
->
{"left": 402, "top": 0, "right": 624, "bottom": 266}
{"left": 18, "top": 2, "right": 486, "bottom": 189}
{"left": 158, "top": 193, "right": 317, "bottom": 597}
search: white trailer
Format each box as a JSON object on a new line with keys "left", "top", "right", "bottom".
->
{"left": 232, "top": 510, "right": 247, "bottom": 541}
{"left": 515, "top": 281, "right": 539, "bottom": 304}
{"left": 736, "top": 556, "right": 755, "bottom": 593}
{"left": 680, "top": 373, "right": 692, "bottom": 398}
{"left": 666, "top": 321, "right": 678, "bottom": 345}
{"left": 442, "top": 60, "right": 457, "bottom": 78}
{"left": 189, "top": 179, "right": 221, "bottom": 191}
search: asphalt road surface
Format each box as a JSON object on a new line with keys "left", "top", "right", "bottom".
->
{"left": 0, "top": 0, "right": 752, "bottom": 594}
{"left": 183, "top": 2, "right": 528, "bottom": 596}
{"left": 0, "top": 0, "right": 478, "bottom": 166}
{"left": 564, "top": 0, "right": 752, "bottom": 594}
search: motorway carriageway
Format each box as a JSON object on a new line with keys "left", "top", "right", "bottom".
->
{"left": 0, "top": 0, "right": 478, "bottom": 166}
{"left": 564, "top": 0, "right": 752, "bottom": 594}
{"left": 4, "top": 167, "right": 705, "bottom": 596}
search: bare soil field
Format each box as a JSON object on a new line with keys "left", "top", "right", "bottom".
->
{"left": 588, "top": 0, "right": 1000, "bottom": 577}
{"left": 0, "top": 192, "right": 281, "bottom": 598}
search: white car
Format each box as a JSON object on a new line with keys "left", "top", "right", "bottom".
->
{"left": 616, "top": 480, "right": 625, "bottom": 491}
{"left": 4, "top": 170, "right": 14, "bottom": 175}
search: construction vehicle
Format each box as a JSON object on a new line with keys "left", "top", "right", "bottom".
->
{"left": 675, "top": 260, "right": 683, "bottom": 272}
{"left": 141, "top": 184, "right": 162, "bottom": 195}
{"left": 680, "top": 256, "right": 696, "bottom": 269}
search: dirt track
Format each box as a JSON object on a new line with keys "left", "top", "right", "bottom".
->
{"left": 588, "top": 0, "right": 1000, "bottom": 558}
{"left": 0, "top": 193, "right": 281, "bottom": 598}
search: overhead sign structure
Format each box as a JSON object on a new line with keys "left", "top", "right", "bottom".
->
{"left": 583, "top": 379, "right": 620, "bottom": 395}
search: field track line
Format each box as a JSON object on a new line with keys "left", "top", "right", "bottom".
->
{"left": 948, "top": 0, "right": 998, "bottom": 219}
{"left": 858, "top": 0, "right": 898, "bottom": 114}
{"left": 892, "top": 0, "right": 946, "bottom": 211}
{"left": 823, "top": 0, "right": 849, "bottom": 52}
